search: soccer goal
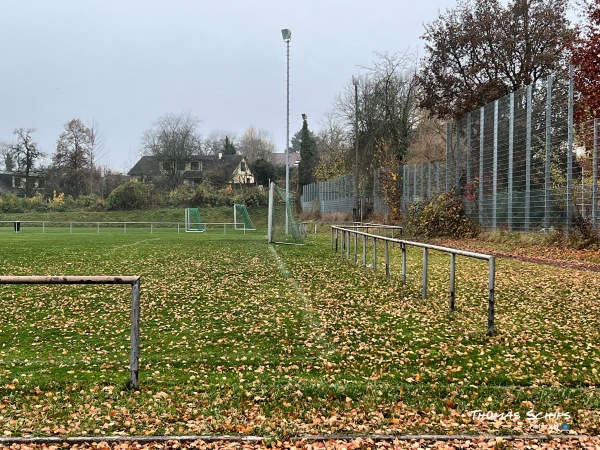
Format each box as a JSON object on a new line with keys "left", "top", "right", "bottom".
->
{"left": 233, "top": 204, "right": 255, "bottom": 230}
{"left": 185, "top": 208, "right": 206, "bottom": 232}
{"left": 267, "top": 181, "right": 305, "bottom": 244}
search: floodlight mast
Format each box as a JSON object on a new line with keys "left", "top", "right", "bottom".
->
{"left": 352, "top": 76, "right": 360, "bottom": 222}
{"left": 281, "top": 28, "right": 291, "bottom": 235}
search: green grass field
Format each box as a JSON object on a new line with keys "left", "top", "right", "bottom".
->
{"left": 0, "top": 223, "right": 598, "bottom": 438}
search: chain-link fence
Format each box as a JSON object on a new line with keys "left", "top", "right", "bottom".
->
{"left": 301, "top": 69, "right": 599, "bottom": 233}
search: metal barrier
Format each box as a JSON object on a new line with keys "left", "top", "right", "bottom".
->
{"left": 331, "top": 226, "right": 496, "bottom": 336}
{"left": 0, "top": 275, "right": 141, "bottom": 388}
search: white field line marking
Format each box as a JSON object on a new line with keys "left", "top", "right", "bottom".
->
{"left": 268, "top": 245, "right": 329, "bottom": 354}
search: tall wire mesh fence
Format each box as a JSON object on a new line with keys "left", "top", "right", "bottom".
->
{"left": 300, "top": 69, "right": 599, "bottom": 233}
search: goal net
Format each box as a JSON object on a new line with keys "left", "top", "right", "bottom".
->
{"left": 267, "top": 182, "right": 305, "bottom": 244}
{"left": 233, "top": 204, "right": 255, "bottom": 230}
{"left": 185, "top": 208, "right": 206, "bottom": 232}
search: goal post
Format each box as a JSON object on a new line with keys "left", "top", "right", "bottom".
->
{"left": 267, "top": 181, "right": 305, "bottom": 244}
{"left": 0, "top": 275, "right": 141, "bottom": 390}
{"left": 233, "top": 204, "right": 255, "bottom": 230}
{"left": 185, "top": 208, "right": 206, "bottom": 232}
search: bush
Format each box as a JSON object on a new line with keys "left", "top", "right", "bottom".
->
{"left": 106, "top": 181, "right": 151, "bottom": 210}
{"left": 0, "top": 193, "right": 26, "bottom": 213}
{"left": 408, "top": 191, "right": 480, "bottom": 238}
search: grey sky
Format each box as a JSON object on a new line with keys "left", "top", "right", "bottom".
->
{"left": 0, "top": 0, "right": 453, "bottom": 172}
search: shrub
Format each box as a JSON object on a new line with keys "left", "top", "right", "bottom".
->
{"left": 106, "top": 181, "right": 151, "bottom": 210}
{"left": 408, "top": 191, "right": 480, "bottom": 238}
{"left": 0, "top": 193, "right": 26, "bottom": 213}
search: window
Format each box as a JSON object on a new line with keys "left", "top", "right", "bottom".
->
{"left": 191, "top": 161, "right": 199, "bottom": 170}
{"left": 177, "top": 161, "right": 186, "bottom": 171}
{"left": 162, "top": 161, "right": 173, "bottom": 172}
{"left": 240, "top": 161, "right": 246, "bottom": 172}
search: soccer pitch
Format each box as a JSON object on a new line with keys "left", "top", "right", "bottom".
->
{"left": 0, "top": 231, "right": 598, "bottom": 437}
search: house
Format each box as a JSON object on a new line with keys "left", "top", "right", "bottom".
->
{"left": 0, "top": 171, "right": 46, "bottom": 195}
{"left": 127, "top": 153, "right": 255, "bottom": 186}
{"left": 272, "top": 152, "right": 300, "bottom": 169}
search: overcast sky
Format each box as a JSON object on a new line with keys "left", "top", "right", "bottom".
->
{"left": 0, "top": 0, "right": 453, "bottom": 173}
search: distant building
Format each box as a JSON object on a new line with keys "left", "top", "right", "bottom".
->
{"left": 0, "top": 171, "right": 46, "bottom": 196}
{"left": 128, "top": 154, "right": 255, "bottom": 186}
{"left": 271, "top": 152, "right": 300, "bottom": 169}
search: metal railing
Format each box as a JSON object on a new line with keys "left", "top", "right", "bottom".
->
{"left": 0, "top": 220, "right": 257, "bottom": 234}
{"left": 0, "top": 275, "right": 141, "bottom": 389}
{"left": 331, "top": 226, "right": 496, "bottom": 336}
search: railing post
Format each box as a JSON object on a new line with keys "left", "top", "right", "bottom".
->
{"left": 353, "top": 233, "right": 358, "bottom": 263}
{"left": 422, "top": 248, "right": 428, "bottom": 299}
{"left": 372, "top": 237, "right": 377, "bottom": 272}
{"left": 130, "top": 278, "right": 141, "bottom": 390}
{"left": 362, "top": 235, "right": 367, "bottom": 266}
{"left": 335, "top": 228, "right": 338, "bottom": 253}
{"left": 346, "top": 231, "right": 350, "bottom": 259}
{"left": 385, "top": 240, "right": 390, "bottom": 278}
{"left": 487, "top": 256, "right": 496, "bottom": 336}
{"left": 449, "top": 253, "right": 456, "bottom": 312}
{"left": 401, "top": 242, "right": 407, "bottom": 285}
{"left": 331, "top": 227, "right": 334, "bottom": 250}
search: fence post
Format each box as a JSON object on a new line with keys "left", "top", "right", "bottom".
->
{"left": 354, "top": 232, "right": 358, "bottom": 263}
{"left": 385, "top": 240, "right": 390, "bottom": 277}
{"left": 467, "top": 112, "right": 472, "bottom": 183}
{"left": 422, "top": 248, "right": 428, "bottom": 299}
{"left": 401, "top": 242, "right": 407, "bottom": 285}
{"left": 449, "top": 253, "right": 456, "bottom": 312}
{"left": 487, "top": 257, "right": 496, "bottom": 337}
{"left": 372, "top": 237, "right": 377, "bottom": 272}
{"left": 446, "top": 123, "right": 451, "bottom": 192}
{"left": 130, "top": 278, "right": 141, "bottom": 390}
{"left": 567, "top": 65, "right": 574, "bottom": 234}
{"left": 594, "top": 119, "right": 598, "bottom": 234}
{"left": 413, "top": 164, "right": 417, "bottom": 200}
{"left": 493, "top": 99, "right": 499, "bottom": 230}
{"left": 427, "top": 162, "right": 432, "bottom": 199}
{"left": 479, "top": 106, "right": 484, "bottom": 225}
{"left": 545, "top": 74, "right": 553, "bottom": 232}
{"left": 508, "top": 92, "right": 514, "bottom": 230}
{"left": 346, "top": 231, "right": 350, "bottom": 259}
{"left": 526, "top": 84, "right": 532, "bottom": 231}
{"left": 362, "top": 235, "right": 367, "bottom": 266}
{"left": 435, "top": 161, "right": 440, "bottom": 196}
{"left": 455, "top": 119, "right": 461, "bottom": 188}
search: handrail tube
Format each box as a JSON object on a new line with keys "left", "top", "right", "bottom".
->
{"left": 331, "top": 225, "right": 496, "bottom": 336}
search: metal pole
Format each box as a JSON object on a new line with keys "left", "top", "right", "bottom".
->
{"left": 526, "top": 85, "right": 532, "bottom": 231}
{"left": 479, "top": 106, "right": 484, "bottom": 225}
{"left": 422, "top": 248, "right": 428, "bottom": 299}
{"left": 449, "top": 253, "right": 456, "bottom": 312}
{"left": 508, "top": 92, "right": 514, "bottom": 230}
{"left": 567, "top": 65, "right": 574, "bottom": 234}
{"left": 466, "top": 112, "right": 472, "bottom": 183}
{"left": 283, "top": 32, "right": 291, "bottom": 235}
{"left": 130, "top": 278, "right": 141, "bottom": 390}
{"left": 401, "top": 243, "right": 407, "bottom": 285}
{"left": 385, "top": 240, "right": 390, "bottom": 278}
{"left": 493, "top": 100, "right": 498, "bottom": 229}
{"left": 372, "top": 237, "right": 377, "bottom": 272}
{"left": 446, "top": 122, "right": 451, "bottom": 192}
{"left": 594, "top": 119, "right": 598, "bottom": 234}
{"left": 487, "top": 257, "right": 496, "bottom": 337}
{"left": 354, "top": 78, "right": 360, "bottom": 222}
{"left": 545, "top": 74, "right": 553, "bottom": 232}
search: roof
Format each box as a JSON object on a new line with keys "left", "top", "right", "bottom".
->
{"left": 128, "top": 155, "right": 160, "bottom": 176}
{"left": 272, "top": 152, "right": 300, "bottom": 167}
{"left": 127, "top": 154, "right": 247, "bottom": 178}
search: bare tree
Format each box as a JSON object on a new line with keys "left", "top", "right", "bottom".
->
{"left": 8, "top": 128, "right": 45, "bottom": 197}
{"left": 0, "top": 142, "right": 15, "bottom": 172}
{"left": 52, "top": 119, "right": 95, "bottom": 197}
{"left": 141, "top": 112, "right": 202, "bottom": 188}
{"left": 237, "top": 126, "right": 276, "bottom": 163}
{"left": 314, "top": 114, "right": 352, "bottom": 181}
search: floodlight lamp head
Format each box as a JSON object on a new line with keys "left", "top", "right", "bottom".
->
{"left": 281, "top": 28, "right": 291, "bottom": 42}
{"left": 302, "top": 113, "right": 307, "bottom": 121}
{"left": 352, "top": 76, "right": 359, "bottom": 86}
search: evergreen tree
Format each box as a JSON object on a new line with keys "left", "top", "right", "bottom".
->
{"left": 222, "top": 135, "right": 237, "bottom": 155}
{"left": 298, "top": 115, "right": 318, "bottom": 189}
